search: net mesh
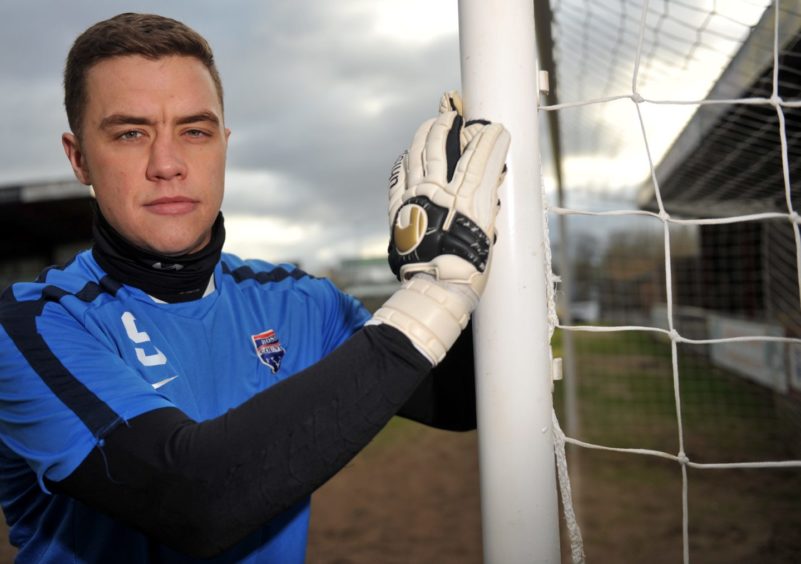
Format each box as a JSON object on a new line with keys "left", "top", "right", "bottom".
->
{"left": 544, "top": 1, "right": 801, "bottom": 562}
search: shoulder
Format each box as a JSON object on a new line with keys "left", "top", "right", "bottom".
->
{"left": 218, "top": 253, "right": 369, "bottom": 329}
{"left": 0, "top": 250, "right": 123, "bottom": 360}
{"left": 219, "top": 253, "right": 331, "bottom": 295}
{"left": 1, "top": 250, "right": 118, "bottom": 311}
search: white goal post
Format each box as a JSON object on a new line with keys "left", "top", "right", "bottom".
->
{"left": 458, "top": 0, "right": 561, "bottom": 562}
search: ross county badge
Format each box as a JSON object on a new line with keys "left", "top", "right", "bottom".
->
{"left": 251, "top": 329, "right": 285, "bottom": 373}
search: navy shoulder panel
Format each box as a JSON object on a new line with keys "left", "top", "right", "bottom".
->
{"left": 0, "top": 272, "right": 122, "bottom": 438}
{"left": 220, "top": 255, "right": 314, "bottom": 287}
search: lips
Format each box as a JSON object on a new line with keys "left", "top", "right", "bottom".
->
{"left": 145, "top": 196, "right": 198, "bottom": 215}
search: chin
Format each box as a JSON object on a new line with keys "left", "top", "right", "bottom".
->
{"left": 144, "top": 236, "right": 205, "bottom": 257}
{"left": 140, "top": 223, "right": 212, "bottom": 256}
{"left": 163, "top": 243, "right": 205, "bottom": 257}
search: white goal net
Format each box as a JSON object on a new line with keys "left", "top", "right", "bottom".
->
{"left": 542, "top": 0, "right": 801, "bottom": 562}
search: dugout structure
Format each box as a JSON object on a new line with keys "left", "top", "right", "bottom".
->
{"left": 638, "top": 6, "right": 801, "bottom": 397}
{"left": 0, "top": 179, "right": 93, "bottom": 290}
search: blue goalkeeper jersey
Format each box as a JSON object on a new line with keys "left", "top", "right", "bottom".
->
{"left": 0, "top": 250, "right": 370, "bottom": 563}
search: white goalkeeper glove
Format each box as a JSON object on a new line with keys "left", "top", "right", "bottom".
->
{"left": 368, "top": 92, "right": 510, "bottom": 365}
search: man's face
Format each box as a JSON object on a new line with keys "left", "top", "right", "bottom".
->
{"left": 63, "top": 55, "right": 230, "bottom": 256}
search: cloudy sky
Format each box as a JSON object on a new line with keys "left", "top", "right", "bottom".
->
{"left": 0, "top": 0, "right": 461, "bottom": 272}
{"left": 0, "top": 0, "right": 777, "bottom": 273}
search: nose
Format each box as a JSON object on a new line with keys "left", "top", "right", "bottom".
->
{"left": 146, "top": 134, "right": 187, "bottom": 182}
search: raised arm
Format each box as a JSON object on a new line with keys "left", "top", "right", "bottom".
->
{"left": 47, "top": 101, "right": 509, "bottom": 558}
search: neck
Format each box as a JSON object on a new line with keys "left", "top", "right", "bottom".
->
{"left": 91, "top": 203, "right": 225, "bottom": 303}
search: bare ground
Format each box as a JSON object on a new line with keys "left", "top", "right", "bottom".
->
{"left": 307, "top": 418, "right": 483, "bottom": 564}
{"left": 1, "top": 416, "right": 798, "bottom": 563}
{"left": 309, "top": 419, "right": 801, "bottom": 564}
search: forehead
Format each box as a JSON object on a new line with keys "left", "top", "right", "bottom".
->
{"left": 84, "top": 55, "right": 222, "bottom": 118}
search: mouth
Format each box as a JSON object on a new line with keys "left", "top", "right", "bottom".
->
{"left": 145, "top": 196, "right": 199, "bottom": 215}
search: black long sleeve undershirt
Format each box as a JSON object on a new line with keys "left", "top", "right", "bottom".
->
{"left": 48, "top": 324, "right": 476, "bottom": 559}
{"left": 398, "top": 320, "right": 476, "bottom": 430}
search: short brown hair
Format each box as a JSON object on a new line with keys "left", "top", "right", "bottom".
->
{"left": 64, "top": 12, "right": 224, "bottom": 137}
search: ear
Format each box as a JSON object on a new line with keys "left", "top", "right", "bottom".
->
{"left": 62, "top": 132, "right": 91, "bottom": 185}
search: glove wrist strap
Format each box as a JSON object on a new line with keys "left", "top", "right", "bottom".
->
{"left": 367, "top": 275, "right": 473, "bottom": 365}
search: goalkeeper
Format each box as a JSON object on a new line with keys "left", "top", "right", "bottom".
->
{"left": 0, "top": 13, "right": 510, "bottom": 564}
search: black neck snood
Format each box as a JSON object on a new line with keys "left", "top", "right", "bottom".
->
{"left": 91, "top": 203, "right": 225, "bottom": 303}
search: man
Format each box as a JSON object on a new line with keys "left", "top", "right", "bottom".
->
{"left": 0, "top": 12, "right": 509, "bottom": 563}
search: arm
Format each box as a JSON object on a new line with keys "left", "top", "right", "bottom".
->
{"left": 397, "top": 322, "right": 477, "bottom": 431}
{"left": 48, "top": 99, "right": 508, "bottom": 557}
{"left": 49, "top": 324, "right": 428, "bottom": 559}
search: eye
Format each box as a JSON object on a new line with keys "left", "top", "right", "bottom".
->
{"left": 118, "top": 130, "right": 143, "bottom": 141}
{"left": 184, "top": 129, "right": 210, "bottom": 138}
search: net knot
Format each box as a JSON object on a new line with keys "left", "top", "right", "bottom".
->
{"left": 770, "top": 94, "right": 783, "bottom": 107}
{"left": 677, "top": 452, "right": 690, "bottom": 465}
{"left": 631, "top": 92, "right": 644, "bottom": 104}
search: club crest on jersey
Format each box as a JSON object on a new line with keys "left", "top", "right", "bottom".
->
{"left": 251, "top": 329, "right": 285, "bottom": 373}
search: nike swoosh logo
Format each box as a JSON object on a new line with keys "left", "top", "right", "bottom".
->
{"left": 152, "top": 375, "right": 179, "bottom": 390}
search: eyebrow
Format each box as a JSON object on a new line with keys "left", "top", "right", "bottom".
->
{"left": 99, "top": 111, "right": 221, "bottom": 130}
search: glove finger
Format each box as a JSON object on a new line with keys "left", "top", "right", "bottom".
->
{"left": 461, "top": 119, "right": 490, "bottom": 149}
{"left": 451, "top": 123, "right": 511, "bottom": 228}
{"left": 423, "top": 110, "right": 462, "bottom": 187}
{"left": 407, "top": 117, "right": 437, "bottom": 187}
{"left": 438, "top": 90, "right": 463, "bottom": 116}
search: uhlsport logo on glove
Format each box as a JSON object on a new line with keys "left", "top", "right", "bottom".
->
{"left": 393, "top": 202, "right": 428, "bottom": 255}
{"left": 388, "top": 151, "right": 429, "bottom": 255}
